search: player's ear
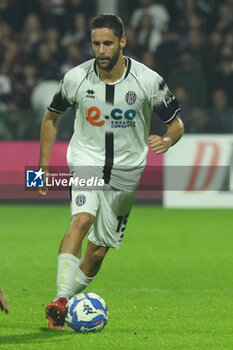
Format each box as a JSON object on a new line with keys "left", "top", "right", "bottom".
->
{"left": 120, "top": 35, "right": 126, "bottom": 49}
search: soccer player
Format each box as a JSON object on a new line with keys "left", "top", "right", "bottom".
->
{"left": 0, "top": 287, "right": 9, "bottom": 314}
{"left": 39, "top": 14, "right": 184, "bottom": 329}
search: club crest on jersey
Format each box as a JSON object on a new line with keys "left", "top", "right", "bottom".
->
{"left": 125, "top": 91, "right": 137, "bottom": 105}
{"left": 75, "top": 194, "right": 86, "bottom": 206}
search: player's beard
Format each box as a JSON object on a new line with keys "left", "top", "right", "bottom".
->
{"left": 96, "top": 47, "right": 121, "bottom": 72}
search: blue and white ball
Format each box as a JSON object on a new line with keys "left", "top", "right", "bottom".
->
{"left": 65, "top": 292, "right": 108, "bottom": 332}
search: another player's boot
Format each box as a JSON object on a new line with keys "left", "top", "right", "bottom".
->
{"left": 45, "top": 297, "right": 67, "bottom": 329}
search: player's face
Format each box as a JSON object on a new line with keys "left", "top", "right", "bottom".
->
{"left": 91, "top": 28, "right": 126, "bottom": 71}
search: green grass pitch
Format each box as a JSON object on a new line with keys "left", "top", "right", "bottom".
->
{"left": 0, "top": 204, "right": 233, "bottom": 349}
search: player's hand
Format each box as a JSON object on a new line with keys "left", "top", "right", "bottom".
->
{"left": 148, "top": 135, "right": 172, "bottom": 155}
{"left": 38, "top": 166, "right": 49, "bottom": 196}
{"left": 0, "top": 292, "right": 9, "bottom": 314}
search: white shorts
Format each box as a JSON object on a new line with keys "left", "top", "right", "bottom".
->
{"left": 70, "top": 188, "right": 136, "bottom": 250}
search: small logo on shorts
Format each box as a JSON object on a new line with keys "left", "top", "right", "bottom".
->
{"left": 125, "top": 91, "right": 137, "bottom": 105}
{"left": 75, "top": 194, "right": 86, "bottom": 206}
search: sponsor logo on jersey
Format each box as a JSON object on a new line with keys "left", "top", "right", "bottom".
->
{"left": 111, "top": 120, "right": 136, "bottom": 128}
{"left": 164, "top": 90, "right": 176, "bottom": 106}
{"left": 86, "top": 89, "right": 95, "bottom": 99}
{"left": 125, "top": 91, "right": 137, "bottom": 105}
{"left": 86, "top": 106, "right": 136, "bottom": 128}
{"left": 86, "top": 106, "right": 105, "bottom": 126}
{"left": 75, "top": 194, "right": 86, "bottom": 206}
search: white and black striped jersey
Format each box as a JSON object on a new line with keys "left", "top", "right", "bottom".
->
{"left": 48, "top": 57, "right": 181, "bottom": 190}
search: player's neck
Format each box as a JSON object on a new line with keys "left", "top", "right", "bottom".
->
{"left": 97, "top": 55, "right": 126, "bottom": 84}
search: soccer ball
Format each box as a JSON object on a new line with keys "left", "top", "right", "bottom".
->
{"left": 65, "top": 292, "right": 108, "bottom": 332}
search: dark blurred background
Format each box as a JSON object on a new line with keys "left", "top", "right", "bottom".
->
{"left": 0, "top": 0, "right": 233, "bottom": 141}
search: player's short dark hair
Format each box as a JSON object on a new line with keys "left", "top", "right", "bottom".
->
{"left": 90, "top": 14, "right": 125, "bottom": 39}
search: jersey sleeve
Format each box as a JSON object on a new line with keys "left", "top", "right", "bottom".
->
{"left": 48, "top": 71, "right": 75, "bottom": 114}
{"left": 149, "top": 74, "right": 181, "bottom": 124}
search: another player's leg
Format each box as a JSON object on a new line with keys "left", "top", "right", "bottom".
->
{"left": 46, "top": 212, "right": 95, "bottom": 329}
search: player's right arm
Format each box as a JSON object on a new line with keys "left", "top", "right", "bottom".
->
{"left": 38, "top": 67, "right": 79, "bottom": 195}
{"left": 39, "top": 110, "right": 62, "bottom": 195}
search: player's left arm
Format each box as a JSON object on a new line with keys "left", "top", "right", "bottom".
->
{"left": 148, "top": 75, "right": 184, "bottom": 154}
{"left": 149, "top": 116, "right": 184, "bottom": 155}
